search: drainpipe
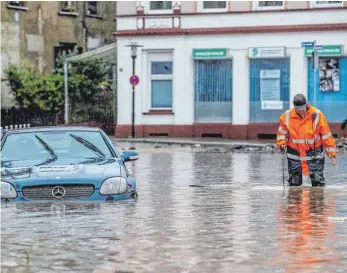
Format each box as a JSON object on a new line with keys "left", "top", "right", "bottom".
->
{"left": 64, "top": 60, "right": 69, "bottom": 124}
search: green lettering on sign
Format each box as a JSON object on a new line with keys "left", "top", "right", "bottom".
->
{"left": 304, "top": 45, "right": 343, "bottom": 56}
{"left": 193, "top": 48, "right": 227, "bottom": 59}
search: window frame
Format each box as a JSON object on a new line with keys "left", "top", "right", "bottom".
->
{"left": 143, "top": 1, "right": 173, "bottom": 14}
{"left": 60, "top": 1, "right": 77, "bottom": 13}
{"left": 148, "top": 53, "right": 173, "bottom": 110}
{"left": 311, "top": 1, "right": 343, "bottom": 8}
{"left": 198, "top": 1, "right": 228, "bottom": 13}
{"left": 253, "top": 1, "right": 285, "bottom": 11}
{"left": 7, "top": 1, "right": 28, "bottom": 11}
{"left": 87, "top": 1, "right": 98, "bottom": 15}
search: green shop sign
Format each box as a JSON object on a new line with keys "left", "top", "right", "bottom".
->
{"left": 193, "top": 48, "right": 227, "bottom": 59}
{"left": 304, "top": 45, "right": 343, "bottom": 56}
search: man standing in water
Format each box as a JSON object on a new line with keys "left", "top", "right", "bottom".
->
{"left": 276, "top": 94, "right": 336, "bottom": 187}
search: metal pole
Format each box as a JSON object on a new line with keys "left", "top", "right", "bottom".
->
{"left": 64, "top": 60, "right": 69, "bottom": 124}
{"left": 132, "top": 55, "right": 136, "bottom": 138}
{"left": 313, "top": 40, "right": 317, "bottom": 107}
{"left": 112, "top": 65, "right": 117, "bottom": 124}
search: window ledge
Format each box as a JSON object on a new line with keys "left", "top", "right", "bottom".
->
{"left": 58, "top": 11, "right": 79, "bottom": 17}
{"left": 7, "top": 5, "right": 28, "bottom": 11}
{"left": 143, "top": 109, "right": 174, "bottom": 115}
{"left": 86, "top": 14, "right": 103, "bottom": 19}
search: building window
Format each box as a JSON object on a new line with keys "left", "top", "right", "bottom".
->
{"left": 87, "top": 1, "right": 97, "bottom": 15}
{"left": 7, "top": 1, "right": 28, "bottom": 10}
{"left": 61, "top": 1, "right": 76, "bottom": 13}
{"left": 253, "top": 1, "right": 284, "bottom": 10}
{"left": 150, "top": 60, "right": 173, "bottom": 108}
{"left": 312, "top": 1, "right": 343, "bottom": 8}
{"left": 144, "top": 1, "right": 173, "bottom": 14}
{"left": 199, "top": 1, "right": 227, "bottom": 12}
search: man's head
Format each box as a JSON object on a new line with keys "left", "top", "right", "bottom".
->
{"left": 293, "top": 94, "right": 307, "bottom": 116}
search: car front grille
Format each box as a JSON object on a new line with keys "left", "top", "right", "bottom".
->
{"left": 22, "top": 184, "right": 95, "bottom": 200}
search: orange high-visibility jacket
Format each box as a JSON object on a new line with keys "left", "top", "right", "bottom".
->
{"left": 276, "top": 104, "right": 336, "bottom": 175}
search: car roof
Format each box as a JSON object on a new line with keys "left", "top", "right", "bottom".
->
{"left": 2, "top": 126, "right": 101, "bottom": 134}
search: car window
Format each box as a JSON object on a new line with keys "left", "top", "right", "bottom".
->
{"left": 1, "top": 130, "right": 113, "bottom": 161}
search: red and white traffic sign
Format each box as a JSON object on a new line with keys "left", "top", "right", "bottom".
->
{"left": 129, "top": 75, "right": 140, "bottom": 86}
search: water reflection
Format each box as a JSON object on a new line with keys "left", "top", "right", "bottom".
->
{"left": 1, "top": 146, "right": 347, "bottom": 273}
{"left": 276, "top": 188, "right": 341, "bottom": 272}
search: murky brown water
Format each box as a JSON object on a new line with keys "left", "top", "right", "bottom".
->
{"left": 2, "top": 144, "right": 347, "bottom": 273}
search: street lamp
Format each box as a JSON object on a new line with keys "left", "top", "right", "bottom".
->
{"left": 125, "top": 42, "right": 143, "bottom": 138}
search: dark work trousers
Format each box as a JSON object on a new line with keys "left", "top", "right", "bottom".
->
{"left": 287, "top": 146, "right": 326, "bottom": 187}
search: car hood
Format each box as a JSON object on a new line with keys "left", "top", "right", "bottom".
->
{"left": 1, "top": 158, "right": 122, "bottom": 186}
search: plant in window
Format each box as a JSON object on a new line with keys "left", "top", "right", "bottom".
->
{"left": 61, "top": 1, "right": 75, "bottom": 12}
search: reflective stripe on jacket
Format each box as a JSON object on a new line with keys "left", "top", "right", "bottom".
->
{"left": 276, "top": 104, "right": 336, "bottom": 175}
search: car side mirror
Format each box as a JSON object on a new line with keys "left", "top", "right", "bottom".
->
{"left": 121, "top": 150, "right": 140, "bottom": 162}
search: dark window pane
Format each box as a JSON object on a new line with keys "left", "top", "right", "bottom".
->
{"left": 258, "top": 1, "right": 283, "bottom": 7}
{"left": 203, "top": 1, "right": 227, "bottom": 9}
{"left": 316, "top": 1, "right": 341, "bottom": 4}
{"left": 88, "top": 1, "right": 97, "bottom": 15}
{"left": 150, "top": 1, "right": 172, "bottom": 10}
{"left": 151, "top": 62, "right": 173, "bottom": 75}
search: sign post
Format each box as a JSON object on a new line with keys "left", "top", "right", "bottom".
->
{"left": 301, "top": 41, "right": 322, "bottom": 107}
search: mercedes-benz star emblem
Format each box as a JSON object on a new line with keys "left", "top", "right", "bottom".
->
{"left": 52, "top": 186, "right": 66, "bottom": 199}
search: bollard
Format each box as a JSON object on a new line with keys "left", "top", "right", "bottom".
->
{"left": 10, "top": 125, "right": 13, "bottom": 130}
{"left": 14, "top": 125, "right": 18, "bottom": 129}
{"left": 5, "top": 126, "right": 8, "bottom": 130}
{"left": 23, "top": 124, "right": 26, "bottom": 128}
{"left": 27, "top": 123, "right": 31, "bottom": 128}
{"left": 19, "top": 124, "right": 22, "bottom": 129}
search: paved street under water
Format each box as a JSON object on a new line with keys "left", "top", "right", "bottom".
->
{"left": 1, "top": 143, "right": 347, "bottom": 273}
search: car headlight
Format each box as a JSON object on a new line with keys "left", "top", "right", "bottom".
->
{"left": 100, "top": 177, "right": 128, "bottom": 195}
{"left": 1, "top": 181, "right": 17, "bottom": 199}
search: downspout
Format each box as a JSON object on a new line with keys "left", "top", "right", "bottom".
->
{"left": 64, "top": 60, "right": 69, "bottom": 124}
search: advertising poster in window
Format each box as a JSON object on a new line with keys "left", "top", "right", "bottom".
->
{"left": 319, "top": 58, "right": 340, "bottom": 92}
{"left": 260, "top": 69, "right": 283, "bottom": 110}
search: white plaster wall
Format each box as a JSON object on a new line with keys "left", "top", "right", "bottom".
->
{"left": 116, "top": 9, "right": 347, "bottom": 31}
{"left": 117, "top": 31, "right": 347, "bottom": 126}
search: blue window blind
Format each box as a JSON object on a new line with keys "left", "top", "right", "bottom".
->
{"left": 194, "top": 60, "right": 232, "bottom": 122}
{"left": 249, "top": 58, "right": 290, "bottom": 123}
{"left": 307, "top": 57, "right": 347, "bottom": 122}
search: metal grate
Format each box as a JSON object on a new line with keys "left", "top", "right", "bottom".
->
{"left": 22, "top": 184, "right": 95, "bottom": 200}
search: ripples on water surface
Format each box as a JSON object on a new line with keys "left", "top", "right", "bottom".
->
{"left": 2, "top": 144, "right": 347, "bottom": 273}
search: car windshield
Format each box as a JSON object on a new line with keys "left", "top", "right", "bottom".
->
{"left": 1, "top": 130, "right": 114, "bottom": 162}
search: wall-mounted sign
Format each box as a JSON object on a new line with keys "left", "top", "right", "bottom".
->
{"left": 260, "top": 69, "right": 282, "bottom": 110}
{"left": 193, "top": 48, "right": 228, "bottom": 59}
{"left": 261, "top": 101, "right": 283, "bottom": 110}
{"left": 249, "top": 47, "right": 286, "bottom": 58}
{"left": 304, "top": 45, "right": 342, "bottom": 56}
{"left": 137, "top": 17, "right": 180, "bottom": 29}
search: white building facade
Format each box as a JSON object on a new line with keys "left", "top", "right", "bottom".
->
{"left": 115, "top": 1, "right": 347, "bottom": 139}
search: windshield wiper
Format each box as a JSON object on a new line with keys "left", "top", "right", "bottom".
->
{"left": 69, "top": 134, "right": 105, "bottom": 158}
{"left": 35, "top": 135, "right": 58, "bottom": 160}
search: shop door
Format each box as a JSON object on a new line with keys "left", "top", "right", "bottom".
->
{"left": 194, "top": 60, "right": 232, "bottom": 122}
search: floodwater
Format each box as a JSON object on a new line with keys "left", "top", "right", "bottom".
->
{"left": 1, "top": 143, "right": 347, "bottom": 273}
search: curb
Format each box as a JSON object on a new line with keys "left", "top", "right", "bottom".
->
{"left": 110, "top": 138, "right": 277, "bottom": 149}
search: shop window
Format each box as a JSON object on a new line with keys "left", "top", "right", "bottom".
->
{"left": 194, "top": 60, "right": 232, "bottom": 122}
{"left": 87, "top": 1, "right": 97, "bottom": 15}
{"left": 199, "top": 1, "right": 227, "bottom": 12}
{"left": 249, "top": 58, "right": 290, "bottom": 123}
{"left": 149, "top": 58, "right": 173, "bottom": 108}
{"left": 312, "top": 1, "right": 343, "bottom": 8}
{"left": 253, "top": 1, "right": 284, "bottom": 10}
{"left": 307, "top": 57, "right": 347, "bottom": 122}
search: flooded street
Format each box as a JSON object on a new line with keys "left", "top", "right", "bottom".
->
{"left": 2, "top": 144, "right": 347, "bottom": 273}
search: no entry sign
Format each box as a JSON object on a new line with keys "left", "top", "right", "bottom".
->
{"left": 129, "top": 75, "right": 139, "bottom": 86}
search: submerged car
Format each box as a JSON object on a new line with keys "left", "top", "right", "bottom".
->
{"left": 0, "top": 126, "right": 139, "bottom": 202}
